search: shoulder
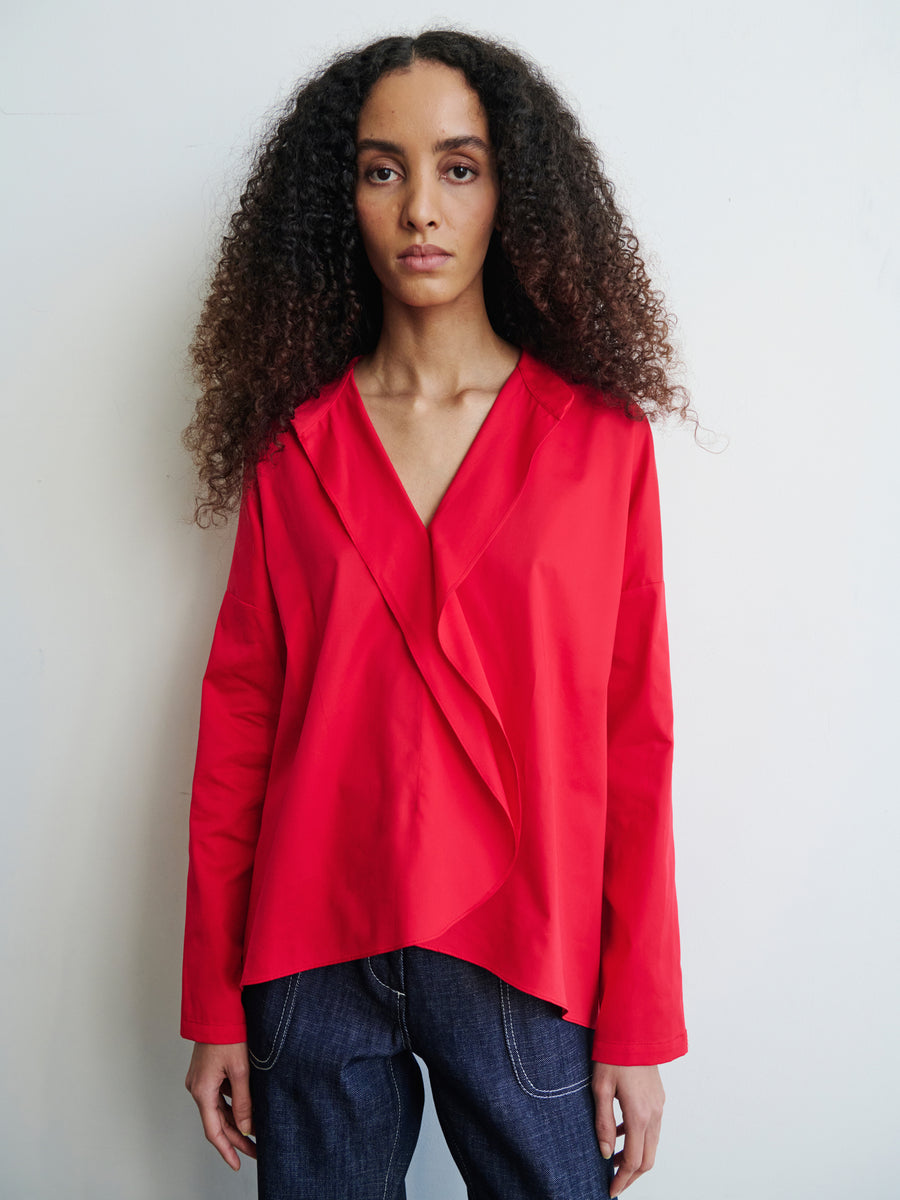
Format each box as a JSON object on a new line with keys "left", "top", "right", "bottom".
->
{"left": 287, "top": 360, "right": 356, "bottom": 439}
{"left": 253, "top": 359, "right": 358, "bottom": 494}
{"left": 521, "top": 351, "right": 650, "bottom": 456}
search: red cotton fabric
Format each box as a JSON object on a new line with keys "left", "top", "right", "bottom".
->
{"left": 181, "top": 349, "right": 688, "bottom": 1065}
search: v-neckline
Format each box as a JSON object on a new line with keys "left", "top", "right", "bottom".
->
{"left": 346, "top": 350, "right": 524, "bottom": 534}
{"left": 291, "top": 347, "right": 575, "bottom": 616}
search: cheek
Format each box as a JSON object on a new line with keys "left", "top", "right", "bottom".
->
{"left": 461, "top": 191, "right": 499, "bottom": 241}
{"left": 354, "top": 198, "right": 385, "bottom": 254}
{"left": 466, "top": 204, "right": 499, "bottom": 250}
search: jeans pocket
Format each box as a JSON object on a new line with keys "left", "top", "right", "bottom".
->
{"left": 242, "top": 972, "right": 301, "bottom": 1071}
{"left": 500, "top": 980, "right": 593, "bottom": 1099}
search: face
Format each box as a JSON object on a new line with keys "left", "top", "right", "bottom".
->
{"left": 354, "top": 59, "right": 500, "bottom": 314}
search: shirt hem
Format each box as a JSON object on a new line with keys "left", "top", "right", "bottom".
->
{"left": 181, "top": 1017, "right": 248, "bottom": 1044}
{"left": 591, "top": 1029, "right": 688, "bottom": 1066}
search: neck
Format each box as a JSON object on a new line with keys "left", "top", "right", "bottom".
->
{"left": 364, "top": 288, "right": 518, "bottom": 400}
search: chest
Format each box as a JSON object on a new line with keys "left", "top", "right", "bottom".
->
{"left": 361, "top": 392, "right": 496, "bottom": 527}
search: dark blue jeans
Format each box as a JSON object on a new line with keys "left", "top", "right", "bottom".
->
{"left": 243, "top": 946, "right": 613, "bottom": 1199}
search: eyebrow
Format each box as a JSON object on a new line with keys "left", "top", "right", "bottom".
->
{"left": 356, "top": 135, "right": 491, "bottom": 156}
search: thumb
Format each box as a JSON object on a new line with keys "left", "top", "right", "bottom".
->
{"left": 226, "top": 1050, "right": 253, "bottom": 1137}
{"left": 592, "top": 1065, "right": 617, "bottom": 1160}
{"left": 231, "top": 1074, "right": 253, "bottom": 1137}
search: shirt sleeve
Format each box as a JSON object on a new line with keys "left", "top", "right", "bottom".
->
{"left": 591, "top": 419, "right": 688, "bottom": 1065}
{"left": 181, "top": 480, "right": 286, "bottom": 1043}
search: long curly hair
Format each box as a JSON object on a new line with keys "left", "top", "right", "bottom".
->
{"left": 185, "top": 29, "right": 690, "bottom": 525}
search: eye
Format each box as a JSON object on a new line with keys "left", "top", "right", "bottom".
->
{"left": 365, "top": 164, "right": 401, "bottom": 184}
{"left": 446, "top": 163, "right": 477, "bottom": 182}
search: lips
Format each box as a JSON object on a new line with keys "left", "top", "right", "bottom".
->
{"left": 396, "top": 243, "right": 453, "bottom": 273}
{"left": 398, "top": 243, "right": 451, "bottom": 258}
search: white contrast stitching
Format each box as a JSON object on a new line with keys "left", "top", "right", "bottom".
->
{"left": 248, "top": 974, "right": 300, "bottom": 1071}
{"left": 382, "top": 1055, "right": 403, "bottom": 1200}
{"left": 367, "top": 955, "right": 405, "bottom": 997}
{"left": 500, "top": 981, "right": 591, "bottom": 1099}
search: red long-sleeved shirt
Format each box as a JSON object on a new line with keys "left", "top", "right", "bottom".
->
{"left": 181, "top": 349, "right": 687, "bottom": 1064}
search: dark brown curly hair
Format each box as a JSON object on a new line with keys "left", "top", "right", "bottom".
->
{"left": 185, "top": 29, "right": 690, "bottom": 525}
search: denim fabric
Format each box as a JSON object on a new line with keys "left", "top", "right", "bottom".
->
{"left": 243, "top": 947, "right": 613, "bottom": 1200}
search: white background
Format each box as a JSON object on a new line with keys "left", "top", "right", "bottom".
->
{"left": 1, "top": 1, "right": 898, "bottom": 1196}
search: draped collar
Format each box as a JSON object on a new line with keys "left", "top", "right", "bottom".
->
{"left": 289, "top": 349, "right": 574, "bottom": 617}
{"left": 289, "top": 349, "right": 575, "bottom": 844}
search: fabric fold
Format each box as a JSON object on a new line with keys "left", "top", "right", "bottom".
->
{"left": 290, "top": 352, "right": 574, "bottom": 903}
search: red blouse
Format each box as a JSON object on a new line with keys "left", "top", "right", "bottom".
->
{"left": 181, "top": 349, "right": 687, "bottom": 1065}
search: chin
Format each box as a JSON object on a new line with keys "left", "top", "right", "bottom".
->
{"left": 383, "top": 283, "right": 460, "bottom": 309}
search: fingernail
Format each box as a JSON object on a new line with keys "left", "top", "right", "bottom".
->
{"left": 600, "top": 1142, "right": 612, "bottom": 1159}
{"left": 241, "top": 1125, "right": 252, "bottom": 1136}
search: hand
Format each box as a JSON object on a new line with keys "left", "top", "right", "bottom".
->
{"left": 185, "top": 1041, "right": 256, "bottom": 1170}
{"left": 591, "top": 1062, "right": 665, "bottom": 1197}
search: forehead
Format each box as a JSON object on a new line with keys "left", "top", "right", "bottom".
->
{"left": 357, "top": 60, "right": 490, "bottom": 144}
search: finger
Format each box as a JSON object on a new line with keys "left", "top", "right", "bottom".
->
{"left": 195, "top": 1085, "right": 242, "bottom": 1171}
{"left": 640, "top": 1111, "right": 661, "bottom": 1174}
{"left": 219, "top": 1077, "right": 254, "bottom": 1134}
{"left": 217, "top": 1092, "right": 258, "bottom": 1160}
{"left": 226, "top": 1059, "right": 254, "bottom": 1139}
{"left": 592, "top": 1084, "right": 617, "bottom": 1162}
{"left": 609, "top": 1127, "right": 645, "bottom": 1199}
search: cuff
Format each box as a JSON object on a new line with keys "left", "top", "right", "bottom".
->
{"left": 591, "top": 1028, "right": 688, "bottom": 1066}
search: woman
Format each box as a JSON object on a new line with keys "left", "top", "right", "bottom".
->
{"left": 182, "top": 29, "right": 689, "bottom": 1200}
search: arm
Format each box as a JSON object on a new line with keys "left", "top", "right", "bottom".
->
{"left": 591, "top": 421, "right": 686, "bottom": 1190}
{"left": 181, "top": 481, "right": 286, "bottom": 1159}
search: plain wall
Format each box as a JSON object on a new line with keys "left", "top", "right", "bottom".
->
{"left": 1, "top": 1, "right": 898, "bottom": 1196}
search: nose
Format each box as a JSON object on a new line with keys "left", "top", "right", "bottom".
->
{"left": 401, "top": 170, "right": 441, "bottom": 231}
